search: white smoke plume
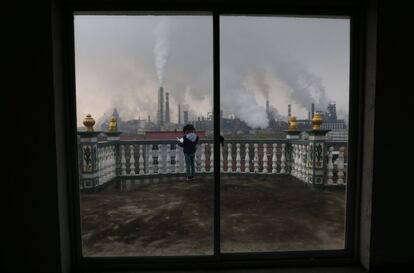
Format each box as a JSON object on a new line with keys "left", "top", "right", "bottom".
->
{"left": 153, "top": 18, "right": 171, "bottom": 86}
{"left": 222, "top": 87, "right": 268, "bottom": 129}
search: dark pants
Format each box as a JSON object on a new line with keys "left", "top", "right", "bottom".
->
{"left": 184, "top": 153, "right": 195, "bottom": 177}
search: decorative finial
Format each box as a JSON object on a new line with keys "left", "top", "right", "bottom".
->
{"left": 288, "top": 116, "right": 298, "bottom": 131}
{"left": 83, "top": 114, "right": 95, "bottom": 132}
{"left": 312, "top": 112, "right": 323, "bottom": 130}
{"left": 108, "top": 116, "right": 118, "bottom": 132}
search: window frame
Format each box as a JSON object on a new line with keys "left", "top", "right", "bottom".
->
{"left": 62, "top": 1, "right": 364, "bottom": 271}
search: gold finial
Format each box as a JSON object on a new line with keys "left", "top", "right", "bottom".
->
{"left": 108, "top": 116, "right": 118, "bottom": 132}
{"left": 83, "top": 114, "right": 95, "bottom": 132}
{"left": 312, "top": 112, "right": 323, "bottom": 130}
{"left": 288, "top": 116, "right": 298, "bottom": 131}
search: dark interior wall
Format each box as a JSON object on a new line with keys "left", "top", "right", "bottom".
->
{"left": 4, "top": 0, "right": 413, "bottom": 272}
{"left": 369, "top": 0, "right": 413, "bottom": 271}
{"left": 5, "top": 1, "right": 63, "bottom": 273}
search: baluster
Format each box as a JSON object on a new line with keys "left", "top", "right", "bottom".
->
{"left": 175, "top": 147, "right": 181, "bottom": 173}
{"left": 280, "top": 143, "right": 286, "bottom": 174}
{"left": 244, "top": 143, "right": 250, "bottom": 173}
{"left": 121, "top": 145, "right": 126, "bottom": 175}
{"left": 262, "top": 143, "right": 268, "bottom": 173}
{"left": 209, "top": 144, "right": 214, "bottom": 172}
{"left": 109, "top": 146, "right": 114, "bottom": 179}
{"left": 138, "top": 145, "right": 144, "bottom": 174}
{"left": 293, "top": 145, "right": 298, "bottom": 177}
{"left": 301, "top": 145, "right": 306, "bottom": 181}
{"left": 227, "top": 143, "right": 232, "bottom": 172}
{"left": 166, "top": 144, "right": 171, "bottom": 174}
{"left": 158, "top": 144, "right": 163, "bottom": 174}
{"left": 306, "top": 145, "right": 311, "bottom": 183}
{"left": 98, "top": 147, "right": 103, "bottom": 184}
{"left": 148, "top": 145, "right": 154, "bottom": 174}
{"left": 337, "top": 147, "right": 345, "bottom": 184}
{"left": 236, "top": 143, "right": 241, "bottom": 172}
{"left": 254, "top": 143, "right": 259, "bottom": 173}
{"left": 327, "top": 146, "right": 334, "bottom": 184}
{"left": 299, "top": 144, "right": 305, "bottom": 181}
{"left": 129, "top": 145, "right": 135, "bottom": 175}
{"left": 220, "top": 145, "right": 224, "bottom": 172}
{"left": 201, "top": 143, "right": 206, "bottom": 173}
{"left": 272, "top": 143, "right": 277, "bottom": 173}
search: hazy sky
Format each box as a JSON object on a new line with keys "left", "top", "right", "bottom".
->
{"left": 75, "top": 15, "right": 349, "bottom": 128}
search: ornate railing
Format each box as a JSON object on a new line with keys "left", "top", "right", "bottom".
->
{"left": 77, "top": 131, "right": 347, "bottom": 192}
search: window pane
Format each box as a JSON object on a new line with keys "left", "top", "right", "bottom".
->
{"left": 75, "top": 14, "right": 214, "bottom": 256}
{"left": 220, "top": 15, "right": 350, "bottom": 252}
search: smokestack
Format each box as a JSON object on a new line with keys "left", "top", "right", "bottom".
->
{"left": 183, "top": 110, "right": 189, "bottom": 124}
{"left": 311, "top": 103, "right": 315, "bottom": 118}
{"left": 165, "top": 92, "right": 170, "bottom": 123}
{"left": 266, "top": 99, "right": 270, "bottom": 119}
{"left": 157, "top": 86, "right": 164, "bottom": 125}
{"left": 178, "top": 104, "right": 181, "bottom": 124}
{"left": 288, "top": 104, "right": 291, "bottom": 118}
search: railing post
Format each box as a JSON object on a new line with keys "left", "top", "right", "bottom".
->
{"left": 78, "top": 130, "right": 101, "bottom": 192}
{"left": 166, "top": 144, "right": 171, "bottom": 174}
{"left": 201, "top": 143, "right": 206, "bottom": 173}
{"left": 236, "top": 143, "right": 241, "bottom": 173}
{"left": 336, "top": 146, "right": 345, "bottom": 184}
{"left": 272, "top": 143, "right": 277, "bottom": 173}
{"left": 106, "top": 130, "right": 122, "bottom": 178}
{"left": 244, "top": 143, "right": 250, "bottom": 173}
{"left": 327, "top": 146, "right": 334, "bottom": 185}
{"left": 138, "top": 145, "right": 144, "bottom": 174}
{"left": 307, "top": 128, "right": 330, "bottom": 187}
{"left": 253, "top": 143, "right": 259, "bottom": 173}
{"left": 262, "top": 143, "right": 268, "bottom": 173}
{"left": 280, "top": 143, "right": 286, "bottom": 174}
{"left": 129, "top": 145, "right": 135, "bottom": 175}
{"left": 227, "top": 143, "right": 232, "bottom": 173}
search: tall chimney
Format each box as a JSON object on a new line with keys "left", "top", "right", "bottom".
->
{"left": 288, "top": 104, "right": 291, "bottom": 118}
{"left": 157, "top": 86, "right": 164, "bottom": 125}
{"left": 311, "top": 103, "right": 315, "bottom": 118}
{"left": 178, "top": 104, "right": 181, "bottom": 124}
{"left": 266, "top": 99, "right": 270, "bottom": 119}
{"left": 165, "top": 92, "right": 170, "bottom": 123}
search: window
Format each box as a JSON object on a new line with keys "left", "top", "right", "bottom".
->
{"left": 66, "top": 3, "right": 361, "bottom": 270}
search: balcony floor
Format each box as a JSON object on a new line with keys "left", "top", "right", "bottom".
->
{"left": 80, "top": 174, "right": 346, "bottom": 256}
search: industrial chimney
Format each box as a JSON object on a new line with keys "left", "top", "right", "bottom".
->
{"left": 288, "top": 104, "right": 291, "bottom": 118}
{"left": 311, "top": 103, "right": 315, "bottom": 119}
{"left": 157, "top": 86, "right": 164, "bottom": 125}
{"left": 178, "top": 104, "right": 181, "bottom": 124}
{"left": 266, "top": 99, "right": 270, "bottom": 120}
{"left": 165, "top": 92, "right": 170, "bottom": 123}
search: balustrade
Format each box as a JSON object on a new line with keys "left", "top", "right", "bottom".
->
{"left": 78, "top": 134, "right": 348, "bottom": 191}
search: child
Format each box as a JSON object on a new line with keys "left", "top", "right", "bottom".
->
{"left": 177, "top": 124, "right": 199, "bottom": 180}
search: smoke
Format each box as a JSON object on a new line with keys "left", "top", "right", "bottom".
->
{"left": 222, "top": 86, "right": 268, "bottom": 128}
{"left": 153, "top": 18, "right": 171, "bottom": 86}
{"left": 274, "top": 57, "right": 330, "bottom": 111}
{"left": 249, "top": 67, "right": 270, "bottom": 100}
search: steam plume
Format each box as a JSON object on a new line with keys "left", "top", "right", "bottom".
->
{"left": 153, "top": 18, "right": 171, "bottom": 86}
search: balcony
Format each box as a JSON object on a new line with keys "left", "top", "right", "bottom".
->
{"left": 77, "top": 117, "right": 348, "bottom": 256}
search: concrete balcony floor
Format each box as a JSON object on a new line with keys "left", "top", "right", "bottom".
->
{"left": 80, "top": 174, "right": 346, "bottom": 256}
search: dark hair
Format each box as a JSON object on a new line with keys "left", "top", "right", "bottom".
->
{"left": 183, "top": 124, "right": 195, "bottom": 133}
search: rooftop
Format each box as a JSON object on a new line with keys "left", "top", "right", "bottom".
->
{"left": 80, "top": 174, "right": 345, "bottom": 256}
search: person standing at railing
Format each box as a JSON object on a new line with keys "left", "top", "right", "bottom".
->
{"left": 177, "top": 124, "right": 199, "bottom": 181}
